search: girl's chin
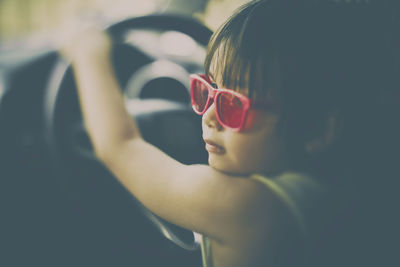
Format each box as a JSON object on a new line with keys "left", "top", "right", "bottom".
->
{"left": 208, "top": 156, "right": 252, "bottom": 176}
{"left": 208, "top": 155, "right": 230, "bottom": 172}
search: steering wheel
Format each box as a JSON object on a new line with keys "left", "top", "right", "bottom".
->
{"left": 43, "top": 14, "right": 211, "bottom": 255}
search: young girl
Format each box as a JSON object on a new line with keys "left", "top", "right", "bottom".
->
{"left": 62, "top": 0, "right": 398, "bottom": 266}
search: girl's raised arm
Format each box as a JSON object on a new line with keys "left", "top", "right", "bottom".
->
{"left": 61, "top": 29, "right": 289, "bottom": 246}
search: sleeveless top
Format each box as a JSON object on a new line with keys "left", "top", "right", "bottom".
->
{"left": 200, "top": 172, "right": 326, "bottom": 267}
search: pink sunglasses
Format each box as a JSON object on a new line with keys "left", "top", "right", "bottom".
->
{"left": 190, "top": 74, "right": 253, "bottom": 132}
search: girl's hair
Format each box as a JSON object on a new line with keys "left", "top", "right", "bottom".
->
{"left": 204, "top": 0, "right": 399, "bottom": 178}
{"left": 205, "top": 4, "right": 400, "bottom": 264}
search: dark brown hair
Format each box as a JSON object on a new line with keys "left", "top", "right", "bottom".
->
{"left": 204, "top": 0, "right": 399, "bottom": 177}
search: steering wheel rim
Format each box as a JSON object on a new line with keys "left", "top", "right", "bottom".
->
{"left": 107, "top": 14, "right": 212, "bottom": 46}
{"left": 43, "top": 14, "right": 212, "bottom": 252}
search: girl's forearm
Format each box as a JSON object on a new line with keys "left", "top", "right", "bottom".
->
{"left": 71, "top": 53, "right": 141, "bottom": 158}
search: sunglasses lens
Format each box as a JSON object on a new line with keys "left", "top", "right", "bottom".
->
{"left": 217, "top": 92, "right": 244, "bottom": 129}
{"left": 192, "top": 79, "right": 210, "bottom": 113}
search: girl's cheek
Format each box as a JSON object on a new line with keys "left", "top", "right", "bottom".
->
{"left": 243, "top": 110, "right": 279, "bottom": 132}
{"left": 243, "top": 111, "right": 263, "bottom": 132}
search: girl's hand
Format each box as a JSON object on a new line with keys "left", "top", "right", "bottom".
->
{"left": 58, "top": 23, "right": 112, "bottom": 64}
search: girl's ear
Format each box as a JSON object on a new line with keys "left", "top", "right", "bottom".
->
{"left": 305, "top": 111, "right": 343, "bottom": 154}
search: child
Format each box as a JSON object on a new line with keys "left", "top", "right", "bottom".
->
{"left": 62, "top": 0, "right": 398, "bottom": 266}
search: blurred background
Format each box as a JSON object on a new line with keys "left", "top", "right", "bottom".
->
{"left": 0, "top": 0, "right": 250, "bottom": 50}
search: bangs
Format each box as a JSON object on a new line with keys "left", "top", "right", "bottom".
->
{"left": 204, "top": 0, "right": 281, "bottom": 105}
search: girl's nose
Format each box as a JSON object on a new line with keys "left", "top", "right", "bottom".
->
{"left": 202, "top": 103, "right": 223, "bottom": 131}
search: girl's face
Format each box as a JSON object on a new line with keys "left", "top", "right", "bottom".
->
{"left": 201, "top": 79, "right": 288, "bottom": 176}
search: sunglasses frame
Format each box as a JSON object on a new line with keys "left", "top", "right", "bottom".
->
{"left": 190, "top": 74, "right": 252, "bottom": 132}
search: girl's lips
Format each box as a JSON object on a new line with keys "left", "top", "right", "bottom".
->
{"left": 204, "top": 139, "right": 226, "bottom": 154}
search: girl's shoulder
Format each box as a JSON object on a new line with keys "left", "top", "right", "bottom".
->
{"left": 250, "top": 172, "right": 327, "bottom": 236}
{"left": 211, "top": 172, "right": 316, "bottom": 266}
{"left": 249, "top": 172, "right": 332, "bottom": 266}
